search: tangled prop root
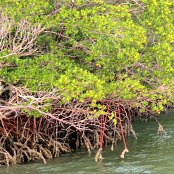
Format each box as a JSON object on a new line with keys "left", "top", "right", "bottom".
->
{"left": 0, "top": 85, "right": 165, "bottom": 165}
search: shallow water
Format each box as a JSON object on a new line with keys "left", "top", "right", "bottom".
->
{"left": 1, "top": 111, "right": 174, "bottom": 174}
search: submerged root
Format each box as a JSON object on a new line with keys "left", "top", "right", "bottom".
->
{"left": 93, "top": 131, "right": 100, "bottom": 149}
{"left": 111, "top": 139, "right": 115, "bottom": 151}
{"left": 0, "top": 147, "right": 16, "bottom": 166}
{"left": 39, "top": 146, "right": 53, "bottom": 159}
{"left": 50, "top": 139, "right": 70, "bottom": 155}
{"left": 150, "top": 116, "right": 165, "bottom": 136}
{"left": 21, "top": 149, "right": 31, "bottom": 161}
{"left": 14, "top": 142, "right": 47, "bottom": 164}
{"left": 120, "top": 148, "right": 129, "bottom": 159}
{"left": 82, "top": 134, "right": 92, "bottom": 154}
{"left": 130, "top": 124, "right": 137, "bottom": 139}
{"left": 157, "top": 122, "right": 165, "bottom": 135}
{"left": 30, "top": 149, "right": 47, "bottom": 164}
{"left": 2, "top": 87, "right": 166, "bottom": 165}
{"left": 95, "top": 148, "right": 104, "bottom": 162}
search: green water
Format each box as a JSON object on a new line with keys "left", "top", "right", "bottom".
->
{"left": 1, "top": 111, "right": 174, "bottom": 174}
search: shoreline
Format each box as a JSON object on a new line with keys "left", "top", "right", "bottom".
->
{"left": 0, "top": 86, "right": 167, "bottom": 166}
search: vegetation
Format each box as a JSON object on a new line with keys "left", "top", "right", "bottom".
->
{"left": 0, "top": 0, "right": 173, "bottom": 165}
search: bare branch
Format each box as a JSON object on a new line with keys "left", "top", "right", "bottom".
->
{"left": 0, "top": 13, "right": 45, "bottom": 59}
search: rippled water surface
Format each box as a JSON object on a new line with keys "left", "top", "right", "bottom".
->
{"left": 1, "top": 111, "right": 174, "bottom": 174}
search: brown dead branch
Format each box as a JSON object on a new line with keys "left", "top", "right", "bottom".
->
{"left": 0, "top": 13, "right": 45, "bottom": 59}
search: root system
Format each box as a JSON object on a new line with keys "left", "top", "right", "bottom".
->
{"left": 0, "top": 84, "right": 165, "bottom": 165}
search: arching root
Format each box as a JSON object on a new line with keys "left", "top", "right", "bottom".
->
{"left": 39, "top": 146, "right": 53, "bottom": 159}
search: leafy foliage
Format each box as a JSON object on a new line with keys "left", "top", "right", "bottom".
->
{"left": 0, "top": 0, "right": 174, "bottom": 115}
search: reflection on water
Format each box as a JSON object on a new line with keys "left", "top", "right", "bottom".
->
{"left": 0, "top": 111, "right": 174, "bottom": 174}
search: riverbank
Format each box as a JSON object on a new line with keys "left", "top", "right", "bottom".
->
{"left": 0, "top": 84, "right": 167, "bottom": 166}
{"left": 1, "top": 111, "right": 173, "bottom": 174}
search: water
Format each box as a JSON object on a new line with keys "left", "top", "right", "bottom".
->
{"left": 1, "top": 111, "right": 174, "bottom": 174}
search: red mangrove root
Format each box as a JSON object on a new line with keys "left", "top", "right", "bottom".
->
{"left": 95, "top": 148, "right": 104, "bottom": 162}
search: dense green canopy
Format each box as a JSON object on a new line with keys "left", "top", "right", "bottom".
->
{"left": 0, "top": 0, "right": 174, "bottom": 115}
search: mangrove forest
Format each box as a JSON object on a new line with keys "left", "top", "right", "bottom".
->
{"left": 0, "top": 0, "right": 174, "bottom": 166}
